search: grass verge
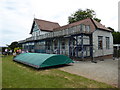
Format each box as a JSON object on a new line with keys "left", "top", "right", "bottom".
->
{"left": 2, "top": 55, "right": 115, "bottom": 88}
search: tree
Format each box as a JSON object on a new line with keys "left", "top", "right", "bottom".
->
{"left": 14, "top": 47, "right": 22, "bottom": 52}
{"left": 107, "top": 27, "right": 115, "bottom": 32}
{"left": 107, "top": 27, "right": 120, "bottom": 44}
{"left": 94, "top": 18, "right": 101, "bottom": 23}
{"left": 68, "top": 9, "right": 101, "bottom": 24}
{"left": 1, "top": 47, "right": 7, "bottom": 53}
{"left": 112, "top": 31, "right": 120, "bottom": 44}
{"left": 8, "top": 41, "right": 22, "bottom": 51}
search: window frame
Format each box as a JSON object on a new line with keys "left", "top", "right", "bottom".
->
{"left": 98, "top": 36, "right": 103, "bottom": 50}
{"left": 106, "top": 37, "right": 110, "bottom": 49}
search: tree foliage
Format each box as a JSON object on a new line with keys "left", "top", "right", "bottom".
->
{"left": 8, "top": 41, "right": 22, "bottom": 51}
{"left": 68, "top": 9, "right": 101, "bottom": 24}
{"left": 107, "top": 27, "right": 115, "bottom": 32}
{"left": 14, "top": 47, "right": 22, "bottom": 52}
{"left": 107, "top": 27, "right": 120, "bottom": 44}
{"left": 112, "top": 31, "right": 120, "bottom": 44}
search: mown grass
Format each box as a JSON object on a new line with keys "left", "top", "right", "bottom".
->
{"left": 2, "top": 55, "right": 115, "bottom": 88}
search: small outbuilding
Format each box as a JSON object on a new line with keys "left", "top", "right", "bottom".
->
{"left": 13, "top": 53, "right": 73, "bottom": 68}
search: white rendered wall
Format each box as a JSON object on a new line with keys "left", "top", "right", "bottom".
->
{"left": 92, "top": 29, "right": 113, "bottom": 57}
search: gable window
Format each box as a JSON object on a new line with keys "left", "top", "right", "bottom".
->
{"left": 32, "top": 23, "right": 40, "bottom": 36}
{"left": 98, "top": 36, "right": 103, "bottom": 49}
{"left": 106, "top": 37, "right": 110, "bottom": 49}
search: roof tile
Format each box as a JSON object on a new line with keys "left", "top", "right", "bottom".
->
{"left": 35, "top": 18, "right": 60, "bottom": 32}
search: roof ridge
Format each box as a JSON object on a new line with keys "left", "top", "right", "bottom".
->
{"left": 34, "top": 18, "right": 59, "bottom": 24}
{"left": 30, "top": 18, "right": 60, "bottom": 34}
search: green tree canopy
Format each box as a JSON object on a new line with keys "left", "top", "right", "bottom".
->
{"left": 8, "top": 41, "right": 22, "bottom": 50}
{"left": 107, "top": 27, "right": 120, "bottom": 44}
{"left": 112, "top": 31, "right": 120, "bottom": 44}
{"left": 68, "top": 9, "right": 101, "bottom": 24}
{"left": 107, "top": 27, "right": 115, "bottom": 32}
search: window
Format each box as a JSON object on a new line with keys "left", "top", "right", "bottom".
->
{"left": 77, "top": 36, "right": 81, "bottom": 45}
{"left": 61, "top": 41, "right": 65, "bottom": 49}
{"left": 36, "top": 31, "right": 39, "bottom": 36}
{"left": 54, "top": 40, "right": 58, "bottom": 49}
{"left": 106, "top": 37, "right": 110, "bottom": 49}
{"left": 32, "top": 23, "right": 40, "bottom": 36}
{"left": 85, "top": 25, "right": 90, "bottom": 32}
{"left": 82, "top": 25, "right": 86, "bottom": 31}
{"left": 46, "top": 41, "right": 50, "bottom": 50}
{"left": 98, "top": 36, "right": 103, "bottom": 49}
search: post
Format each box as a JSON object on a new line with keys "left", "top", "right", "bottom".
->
{"left": 81, "top": 34, "right": 84, "bottom": 60}
{"left": 50, "top": 38, "right": 53, "bottom": 54}
{"left": 89, "top": 34, "right": 93, "bottom": 61}
{"left": 76, "top": 36, "right": 78, "bottom": 57}
{"left": 68, "top": 37, "right": 71, "bottom": 57}
{"left": 58, "top": 38, "right": 60, "bottom": 54}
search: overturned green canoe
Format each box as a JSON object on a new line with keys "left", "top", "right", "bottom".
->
{"left": 13, "top": 53, "right": 73, "bottom": 68}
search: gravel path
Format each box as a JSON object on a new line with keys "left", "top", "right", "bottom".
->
{"left": 59, "top": 59, "right": 118, "bottom": 87}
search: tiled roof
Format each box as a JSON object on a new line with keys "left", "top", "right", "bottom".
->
{"left": 54, "top": 18, "right": 111, "bottom": 32}
{"left": 91, "top": 19, "right": 111, "bottom": 31}
{"left": 30, "top": 18, "right": 60, "bottom": 34}
{"left": 30, "top": 18, "right": 111, "bottom": 34}
{"left": 54, "top": 18, "right": 91, "bottom": 31}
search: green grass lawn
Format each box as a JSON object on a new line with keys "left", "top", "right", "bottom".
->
{"left": 2, "top": 55, "right": 115, "bottom": 88}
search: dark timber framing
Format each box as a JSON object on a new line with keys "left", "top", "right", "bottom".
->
{"left": 21, "top": 32, "right": 93, "bottom": 59}
{"left": 19, "top": 18, "right": 112, "bottom": 60}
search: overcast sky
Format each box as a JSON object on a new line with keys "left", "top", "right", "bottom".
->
{"left": 0, "top": 0, "right": 119, "bottom": 46}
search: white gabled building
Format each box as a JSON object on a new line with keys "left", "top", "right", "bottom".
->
{"left": 19, "top": 18, "right": 113, "bottom": 60}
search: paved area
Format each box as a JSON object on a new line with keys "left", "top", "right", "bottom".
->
{"left": 59, "top": 59, "right": 118, "bottom": 87}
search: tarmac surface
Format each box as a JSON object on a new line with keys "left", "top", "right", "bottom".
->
{"left": 59, "top": 58, "right": 119, "bottom": 87}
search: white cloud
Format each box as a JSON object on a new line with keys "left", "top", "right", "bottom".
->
{"left": 0, "top": 0, "right": 119, "bottom": 46}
